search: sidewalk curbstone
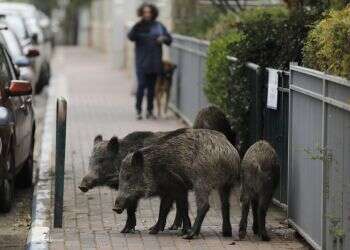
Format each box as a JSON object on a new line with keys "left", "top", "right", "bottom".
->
{"left": 26, "top": 81, "right": 56, "bottom": 250}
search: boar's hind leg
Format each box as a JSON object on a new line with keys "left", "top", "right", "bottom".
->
{"left": 183, "top": 188, "right": 210, "bottom": 239}
{"left": 258, "top": 194, "right": 273, "bottom": 241}
{"left": 239, "top": 194, "right": 250, "bottom": 240}
{"left": 219, "top": 185, "right": 232, "bottom": 237}
{"left": 149, "top": 196, "right": 173, "bottom": 234}
{"left": 251, "top": 198, "right": 259, "bottom": 235}
{"left": 121, "top": 202, "right": 138, "bottom": 233}
{"left": 176, "top": 194, "right": 191, "bottom": 235}
{"left": 168, "top": 200, "right": 182, "bottom": 230}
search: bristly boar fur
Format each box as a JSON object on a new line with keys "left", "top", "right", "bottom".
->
{"left": 114, "top": 129, "right": 240, "bottom": 239}
{"left": 239, "top": 140, "right": 280, "bottom": 241}
{"left": 193, "top": 106, "right": 237, "bottom": 147}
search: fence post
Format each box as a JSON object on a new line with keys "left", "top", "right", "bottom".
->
{"left": 54, "top": 97, "right": 67, "bottom": 228}
{"left": 255, "top": 67, "right": 264, "bottom": 141}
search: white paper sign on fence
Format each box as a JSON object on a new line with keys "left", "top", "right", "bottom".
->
{"left": 267, "top": 69, "right": 279, "bottom": 110}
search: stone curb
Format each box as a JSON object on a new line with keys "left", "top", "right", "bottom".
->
{"left": 26, "top": 82, "right": 56, "bottom": 250}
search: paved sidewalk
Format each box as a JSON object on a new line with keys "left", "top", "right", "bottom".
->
{"left": 47, "top": 47, "right": 308, "bottom": 250}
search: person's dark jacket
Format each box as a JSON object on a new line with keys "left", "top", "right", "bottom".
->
{"left": 128, "top": 20, "right": 172, "bottom": 74}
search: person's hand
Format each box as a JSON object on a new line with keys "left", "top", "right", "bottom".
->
{"left": 156, "top": 36, "right": 166, "bottom": 44}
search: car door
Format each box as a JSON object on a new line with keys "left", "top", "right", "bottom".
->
{"left": 4, "top": 48, "right": 33, "bottom": 161}
{"left": 0, "top": 45, "right": 27, "bottom": 167}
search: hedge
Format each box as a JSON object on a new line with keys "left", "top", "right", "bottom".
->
{"left": 204, "top": 32, "right": 242, "bottom": 114}
{"left": 205, "top": 7, "right": 320, "bottom": 152}
{"left": 304, "top": 6, "right": 350, "bottom": 78}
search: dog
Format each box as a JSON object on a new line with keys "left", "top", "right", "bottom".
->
{"left": 155, "top": 61, "right": 177, "bottom": 118}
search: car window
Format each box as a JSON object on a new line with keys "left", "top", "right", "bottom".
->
{"left": 2, "top": 30, "right": 23, "bottom": 58}
{"left": 4, "top": 15, "right": 28, "bottom": 40}
{"left": 0, "top": 46, "right": 13, "bottom": 85}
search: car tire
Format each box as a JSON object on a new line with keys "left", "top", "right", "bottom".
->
{"left": 37, "top": 62, "right": 51, "bottom": 90}
{"left": 16, "top": 138, "right": 34, "bottom": 188}
{"left": 0, "top": 151, "right": 15, "bottom": 213}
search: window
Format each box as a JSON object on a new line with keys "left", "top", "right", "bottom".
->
{"left": 0, "top": 47, "right": 12, "bottom": 85}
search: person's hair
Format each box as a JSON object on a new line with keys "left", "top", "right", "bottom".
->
{"left": 137, "top": 3, "right": 159, "bottom": 20}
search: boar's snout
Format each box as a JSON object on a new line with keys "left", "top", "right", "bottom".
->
{"left": 79, "top": 185, "right": 89, "bottom": 193}
{"left": 79, "top": 173, "right": 98, "bottom": 193}
{"left": 113, "top": 206, "right": 124, "bottom": 214}
{"left": 113, "top": 196, "right": 126, "bottom": 214}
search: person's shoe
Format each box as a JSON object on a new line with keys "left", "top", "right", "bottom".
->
{"left": 136, "top": 113, "right": 142, "bottom": 120}
{"left": 146, "top": 112, "right": 156, "bottom": 120}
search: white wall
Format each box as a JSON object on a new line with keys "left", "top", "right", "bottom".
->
{"left": 84, "top": 0, "right": 173, "bottom": 71}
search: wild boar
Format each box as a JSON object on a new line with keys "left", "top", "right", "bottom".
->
{"left": 239, "top": 140, "right": 280, "bottom": 241}
{"left": 193, "top": 106, "right": 237, "bottom": 147}
{"left": 114, "top": 129, "right": 240, "bottom": 239}
{"left": 79, "top": 128, "right": 188, "bottom": 233}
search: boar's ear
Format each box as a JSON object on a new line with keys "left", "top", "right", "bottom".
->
{"left": 94, "top": 135, "right": 103, "bottom": 145}
{"left": 107, "top": 137, "right": 119, "bottom": 152}
{"left": 131, "top": 151, "right": 144, "bottom": 169}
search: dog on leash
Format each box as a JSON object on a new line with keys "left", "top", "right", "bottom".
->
{"left": 155, "top": 61, "right": 177, "bottom": 118}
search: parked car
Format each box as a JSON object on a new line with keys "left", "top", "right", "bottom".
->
{"left": 0, "top": 35, "right": 35, "bottom": 212}
{"left": 0, "top": 11, "right": 42, "bottom": 91}
{"left": 0, "top": 27, "right": 39, "bottom": 93}
{"left": 0, "top": 2, "right": 52, "bottom": 93}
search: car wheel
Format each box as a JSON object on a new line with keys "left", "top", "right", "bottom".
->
{"left": 0, "top": 152, "right": 14, "bottom": 213}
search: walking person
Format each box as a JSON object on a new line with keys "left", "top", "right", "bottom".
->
{"left": 128, "top": 3, "right": 172, "bottom": 120}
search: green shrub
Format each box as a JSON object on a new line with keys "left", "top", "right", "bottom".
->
{"left": 173, "top": 7, "right": 221, "bottom": 39}
{"left": 304, "top": 6, "right": 350, "bottom": 78}
{"left": 205, "top": 12, "right": 239, "bottom": 40}
{"left": 204, "top": 32, "right": 242, "bottom": 113}
{"left": 205, "top": 6, "right": 320, "bottom": 152}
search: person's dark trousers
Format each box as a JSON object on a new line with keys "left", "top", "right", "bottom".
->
{"left": 136, "top": 71, "right": 158, "bottom": 114}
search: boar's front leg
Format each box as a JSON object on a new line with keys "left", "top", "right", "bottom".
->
{"left": 121, "top": 201, "right": 137, "bottom": 233}
{"left": 149, "top": 196, "right": 173, "bottom": 234}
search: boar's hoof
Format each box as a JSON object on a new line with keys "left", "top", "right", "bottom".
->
{"left": 238, "top": 230, "right": 246, "bottom": 240}
{"left": 260, "top": 233, "right": 270, "bottom": 242}
{"left": 177, "top": 228, "right": 190, "bottom": 237}
{"left": 149, "top": 225, "right": 163, "bottom": 234}
{"left": 168, "top": 224, "right": 180, "bottom": 231}
{"left": 182, "top": 231, "right": 196, "bottom": 240}
{"left": 120, "top": 226, "right": 136, "bottom": 234}
{"left": 79, "top": 186, "right": 89, "bottom": 193}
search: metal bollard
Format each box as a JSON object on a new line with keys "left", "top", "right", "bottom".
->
{"left": 54, "top": 97, "right": 67, "bottom": 228}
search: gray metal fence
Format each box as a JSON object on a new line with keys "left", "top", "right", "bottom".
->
{"left": 169, "top": 34, "right": 209, "bottom": 124}
{"left": 288, "top": 65, "right": 350, "bottom": 250}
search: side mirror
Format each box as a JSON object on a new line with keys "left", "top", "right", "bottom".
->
{"left": 15, "top": 56, "right": 31, "bottom": 67}
{"left": 25, "top": 48, "right": 40, "bottom": 58}
{"left": 6, "top": 80, "right": 32, "bottom": 96}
